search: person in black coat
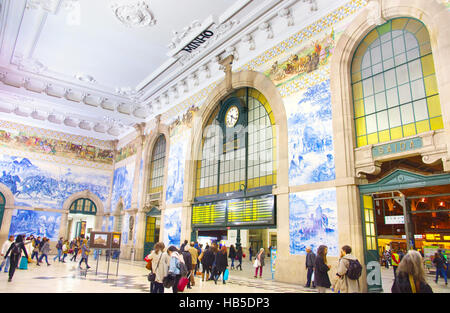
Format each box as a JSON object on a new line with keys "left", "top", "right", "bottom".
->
{"left": 236, "top": 246, "right": 243, "bottom": 271}
{"left": 392, "top": 250, "right": 433, "bottom": 293}
{"left": 214, "top": 246, "right": 228, "bottom": 285}
{"left": 5, "top": 235, "right": 29, "bottom": 282}
{"left": 201, "top": 246, "right": 215, "bottom": 281}
{"left": 182, "top": 246, "right": 193, "bottom": 289}
{"left": 314, "top": 245, "right": 331, "bottom": 293}
{"left": 229, "top": 245, "right": 236, "bottom": 269}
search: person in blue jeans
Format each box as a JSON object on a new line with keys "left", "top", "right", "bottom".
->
{"left": 37, "top": 238, "right": 51, "bottom": 266}
{"left": 0, "top": 236, "right": 15, "bottom": 272}
{"left": 433, "top": 252, "right": 448, "bottom": 285}
{"left": 53, "top": 237, "right": 63, "bottom": 262}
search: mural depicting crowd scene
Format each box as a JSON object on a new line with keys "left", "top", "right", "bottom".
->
{"left": 8, "top": 209, "right": 61, "bottom": 241}
{"left": 110, "top": 160, "right": 135, "bottom": 212}
{"left": 264, "top": 30, "right": 335, "bottom": 86}
{"left": 286, "top": 80, "right": 335, "bottom": 185}
{"left": 289, "top": 188, "right": 338, "bottom": 256}
{"left": 0, "top": 129, "right": 114, "bottom": 164}
{"left": 115, "top": 139, "right": 138, "bottom": 162}
{"left": 0, "top": 154, "right": 110, "bottom": 209}
{"left": 165, "top": 130, "right": 190, "bottom": 205}
{"left": 163, "top": 207, "right": 181, "bottom": 248}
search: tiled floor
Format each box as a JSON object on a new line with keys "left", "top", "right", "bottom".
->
{"left": 0, "top": 256, "right": 448, "bottom": 293}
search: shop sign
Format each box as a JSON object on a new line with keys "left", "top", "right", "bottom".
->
{"left": 372, "top": 137, "right": 423, "bottom": 158}
{"left": 384, "top": 215, "right": 404, "bottom": 224}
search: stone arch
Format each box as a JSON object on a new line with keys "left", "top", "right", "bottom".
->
{"left": 0, "top": 183, "right": 15, "bottom": 209}
{"left": 141, "top": 123, "right": 170, "bottom": 209}
{"left": 330, "top": 0, "right": 450, "bottom": 179}
{"left": 62, "top": 190, "right": 104, "bottom": 215}
{"left": 185, "top": 69, "right": 289, "bottom": 203}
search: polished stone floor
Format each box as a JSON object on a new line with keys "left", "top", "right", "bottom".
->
{"left": 0, "top": 255, "right": 448, "bottom": 293}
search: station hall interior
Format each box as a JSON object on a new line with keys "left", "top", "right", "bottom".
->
{"left": 0, "top": 0, "right": 450, "bottom": 293}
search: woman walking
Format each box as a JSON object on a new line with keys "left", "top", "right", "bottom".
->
{"left": 254, "top": 248, "right": 265, "bottom": 278}
{"left": 5, "top": 235, "right": 29, "bottom": 282}
{"left": 148, "top": 242, "right": 169, "bottom": 293}
{"left": 37, "top": 238, "right": 51, "bottom": 266}
{"left": 314, "top": 245, "right": 331, "bottom": 293}
{"left": 78, "top": 239, "right": 91, "bottom": 269}
{"left": 392, "top": 250, "right": 433, "bottom": 293}
{"left": 70, "top": 238, "right": 79, "bottom": 262}
{"left": 214, "top": 246, "right": 228, "bottom": 284}
{"left": 167, "top": 246, "right": 184, "bottom": 293}
{"left": 201, "top": 246, "right": 214, "bottom": 281}
{"left": 236, "top": 246, "right": 243, "bottom": 271}
{"left": 61, "top": 240, "right": 69, "bottom": 263}
{"left": 229, "top": 245, "right": 236, "bottom": 270}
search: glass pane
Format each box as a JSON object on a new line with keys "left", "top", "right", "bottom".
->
{"left": 386, "top": 88, "right": 399, "bottom": 108}
{"left": 413, "top": 99, "right": 429, "bottom": 121}
{"left": 407, "top": 48, "right": 420, "bottom": 62}
{"left": 411, "top": 79, "right": 425, "bottom": 100}
{"left": 383, "top": 58, "right": 394, "bottom": 71}
{"left": 375, "top": 92, "right": 387, "bottom": 111}
{"left": 363, "top": 78, "right": 374, "bottom": 96}
{"left": 394, "top": 53, "right": 407, "bottom": 66}
{"left": 366, "top": 114, "right": 377, "bottom": 134}
{"left": 408, "top": 59, "right": 422, "bottom": 81}
{"left": 381, "top": 41, "right": 393, "bottom": 59}
{"left": 384, "top": 69, "right": 396, "bottom": 89}
{"left": 373, "top": 74, "right": 384, "bottom": 93}
{"left": 362, "top": 52, "right": 371, "bottom": 69}
{"left": 364, "top": 95, "right": 375, "bottom": 114}
{"left": 404, "top": 32, "right": 418, "bottom": 51}
{"left": 362, "top": 67, "right": 372, "bottom": 79}
{"left": 388, "top": 107, "right": 402, "bottom": 127}
{"left": 377, "top": 111, "right": 389, "bottom": 130}
{"left": 398, "top": 83, "right": 411, "bottom": 104}
{"left": 396, "top": 64, "right": 409, "bottom": 85}
{"left": 393, "top": 36, "right": 405, "bottom": 55}
{"left": 401, "top": 103, "right": 414, "bottom": 124}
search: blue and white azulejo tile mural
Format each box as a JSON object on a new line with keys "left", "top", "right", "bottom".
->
{"left": 111, "top": 158, "right": 135, "bottom": 212}
{"left": 8, "top": 209, "right": 61, "bottom": 241}
{"left": 163, "top": 207, "right": 182, "bottom": 248}
{"left": 286, "top": 80, "right": 335, "bottom": 186}
{"left": 165, "top": 130, "right": 190, "bottom": 205}
{"left": 0, "top": 154, "right": 110, "bottom": 209}
{"left": 289, "top": 187, "right": 338, "bottom": 256}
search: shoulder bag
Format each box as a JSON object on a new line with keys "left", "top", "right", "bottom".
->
{"left": 148, "top": 254, "right": 162, "bottom": 282}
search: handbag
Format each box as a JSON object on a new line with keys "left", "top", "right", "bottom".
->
{"left": 253, "top": 259, "right": 259, "bottom": 268}
{"left": 147, "top": 254, "right": 162, "bottom": 282}
{"left": 163, "top": 274, "right": 175, "bottom": 288}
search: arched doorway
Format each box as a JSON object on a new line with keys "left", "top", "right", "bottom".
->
{"left": 67, "top": 198, "right": 97, "bottom": 240}
{"left": 143, "top": 207, "right": 161, "bottom": 257}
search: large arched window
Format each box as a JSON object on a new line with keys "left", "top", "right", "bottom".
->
{"left": 148, "top": 135, "right": 166, "bottom": 194}
{"left": 352, "top": 17, "right": 442, "bottom": 147}
{"left": 195, "top": 87, "right": 276, "bottom": 197}
{"left": 69, "top": 198, "right": 97, "bottom": 215}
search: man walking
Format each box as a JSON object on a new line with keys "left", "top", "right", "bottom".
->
{"left": 0, "top": 236, "right": 14, "bottom": 273}
{"left": 391, "top": 249, "right": 401, "bottom": 278}
{"left": 53, "top": 237, "right": 63, "bottom": 262}
{"left": 305, "top": 246, "right": 316, "bottom": 288}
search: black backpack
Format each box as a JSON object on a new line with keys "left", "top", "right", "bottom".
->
{"left": 178, "top": 261, "right": 189, "bottom": 277}
{"left": 346, "top": 259, "right": 362, "bottom": 280}
{"left": 11, "top": 243, "right": 22, "bottom": 256}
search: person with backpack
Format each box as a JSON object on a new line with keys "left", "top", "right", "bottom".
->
{"left": 53, "top": 237, "right": 63, "bottom": 262}
{"left": 4, "top": 235, "right": 29, "bottom": 282}
{"left": 0, "top": 236, "right": 14, "bottom": 273}
{"left": 334, "top": 245, "right": 361, "bottom": 293}
{"left": 182, "top": 245, "right": 193, "bottom": 289}
{"left": 167, "top": 245, "right": 186, "bottom": 293}
{"left": 37, "top": 237, "right": 51, "bottom": 266}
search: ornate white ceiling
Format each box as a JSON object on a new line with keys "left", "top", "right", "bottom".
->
{"left": 0, "top": 0, "right": 346, "bottom": 141}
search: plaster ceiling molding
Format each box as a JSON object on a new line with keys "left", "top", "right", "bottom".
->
{"left": 162, "top": 92, "right": 169, "bottom": 105}
{"left": 1, "top": 72, "right": 25, "bottom": 88}
{"left": 65, "top": 89, "right": 84, "bottom": 102}
{"left": 170, "top": 86, "right": 179, "bottom": 99}
{"left": 64, "top": 116, "right": 79, "bottom": 127}
{"left": 242, "top": 33, "right": 255, "bottom": 51}
{"left": 83, "top": 94, "right": 102, "bottom": 107}
{"left": 47, "top": 111, "right": 64, "bottom": 124}
{"left": 226, "top": 46, "right": 239, "bottom": 62}
{"left": 75, "top": 73, "right": 96, "bottom": 84}
{"left": 117, "top": 102, "right": 132, "bottom": 114}
{"left": 189, "top": 72, "right": 199, "bottom": 87}
{"left": 101, "top": 98, "right": 117, "bottom": 111}
{"left": 26, "top": 0, "right": 61, "bottom": 14}
{"left": 45, "top": 84, "right": 66, "bottom": 98}
{"left": 154, "top": 98, "right": 162, "bottom": 111}
{"left": 110, "top": 0, "right": 157, "bottom": 28}
{"left": 179, "top": 80, "right": 189, "bottom": 94}
{"left": 309, "top": 0, "right": 318, "bottom": 12}
{"left": 93, "top": 123, "right": 107, "bottom": 133}
{"left": 24, "top": 78, "right": 47, "bottom": 93}
{"left": 168, "top": 20, "right": 203, "bottom": 50}
{"left": 31, "top": 108, "right": 48, "bottom": 121}
{"left": 104, "top": 116, "right": 125, "bottom": 136}
{"left": 0, "top": 102, "right": 14, "bottom": 114}
{"left": 259, "top": 22, "right": 274, "bottom": 39}
{"left": 14, "top": 55, "right": 47, "bottom": 74}
{"left": 78, "top": 120, "right": 93, "bottom": 131}
{"left": 133, "top": 104, "right": 149, "bottom": 118}
{"left": 13, "top": 106, "right": 32, "bottom": 118}
{"left": 200, "top": 64, "right": 211, "bottom": 79}
{"left": 278, "top": 7, "right": 294, "bottom": 27}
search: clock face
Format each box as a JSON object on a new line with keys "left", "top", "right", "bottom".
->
{"left": 225, "top": 105, "right": 239, "bottom": 128}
